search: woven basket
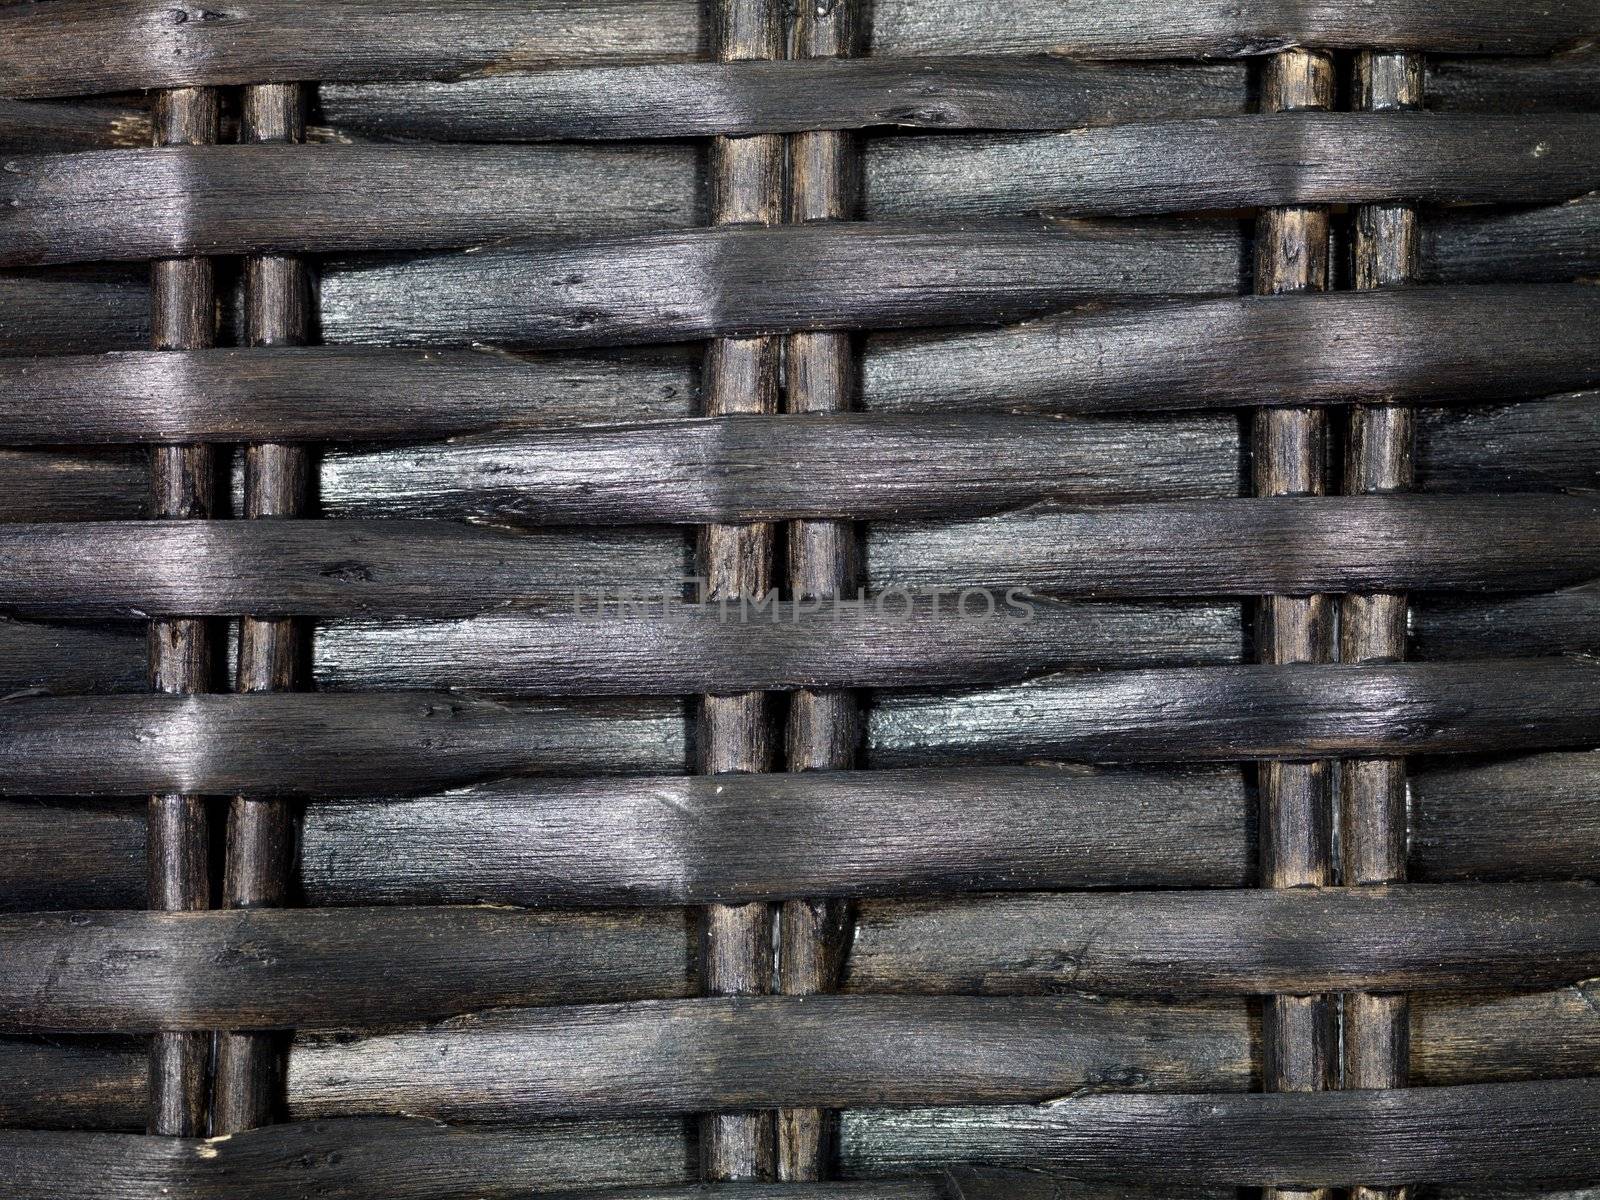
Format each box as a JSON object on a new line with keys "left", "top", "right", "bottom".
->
{"left": 4, "top": 2, "right": 1600, "bottom": 1197}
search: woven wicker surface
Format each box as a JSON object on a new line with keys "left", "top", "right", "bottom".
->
{"left": 2, "top": 2, "right": 1600, "bottom": 1197}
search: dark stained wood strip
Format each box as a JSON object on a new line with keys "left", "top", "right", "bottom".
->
{"left": 1417, "top": 392, "right": 1600, "bottom": 493}
{"left": 286, "top": 995, "right": 1251, "bottom": 1121}
{"left": 294, "top": 765, "right": 1251, "bottom": 904}
{"left": 0, "top": 267, "right": 150, "bottom": 354}
{"left": 1, "top": 1117, "right": 699, "bottom": 1198}
{"left": 2, "top": 661, "right": 1598, "bottom": 796}
{"left": 1412, "top": 584, "right": 1600, "bottom": 660}
{"left": 0, "top": 907, "right": 695, "bottom": 1033}
{"left": 319, "top": 220, "right": 1242, "bottom": 348}
{"left": 1412, "top": 986, "right": 1600, "bottom": 1085}
{"left": 1421, "top": 192, "right": 1600, "bottom": 284}
{"left": 862, "top": 113, "right": 1600, "bottom": 220}
{"left": 0, "top": 692, "right": 687, "bottom": 795}
{"left": 1, "top": 497, "right": 1595, "bottom": 617}
{"left": 318, "top": 58, "right": 1248, "bottom": 140}
{"left": 0, "top": 1036, "right": 147, "bottom": 1131}
{"left": 1428, "top": 49, "right": 1600, "bottom": 112}
{"left": 0, "top": 801, "right": 146, "bottom": 911}
{"left": 840, "top": 1078, "right": 1600, "bottom": 1186}
{"left": 311, "top": 598, "right": 1240, "bottom": 695}
{"left": 5, "top": 0, "right": 1593, "bottom": 98}
{"left": 0, "top": 96, "right": 149, "bottom": 152}
{"left": 860, "top": 285, "right": 1600, "bottom": 416}
{"left": 841, "top": 883, "right": 1600, "bottom": 997}
{"left": 0, "top": 449, "right": 148, "bottom": 521}
{"left": 863, "top": 658, "right": 1600, "bottom": 767}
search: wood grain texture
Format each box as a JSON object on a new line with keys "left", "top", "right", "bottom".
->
{"left": 865, "top": 494, "right": 1600, "bottom": 595}
{"left": 868, "top": 0, "right": 1600, "bottom": 58}
{"left": 1412, "top": 986, "right": 1600, "bottom": 1085}
{"left": 0, "top": 268, "right": 149, "bottom": 354}
{"left": 0, "top": 692, "right": 686, "bottom": 795}
{"left": 0, "top": 1117, "right": 697, "bottom": 1199}
{"left": 319, "top": 58, "right": 1248, "bottom": 140}
{"left": 3, "top": 498, "right": 1597, "bottom": 618}
{"left": 0, "top": 96, "right": 148, "bottom": 151}
{"left": 0, "top": 615, "right": 144, "bottom": 693}
{"left": 295, "top": 765, "right": 1251, "bottom": 904}
{"left": 287, "top": 995, "right": 1251, "bottom": 1121}
{"left": 311, "top": 598, "right": 1239, "bottom": 694}
{"left": 0, "top": 801, "right": 146, "bottom": 910}
{"left": 0, "top": 907, "right": 694, "bottom": 1033}
{"left": 0, "top": 0, "right": 706, "bottom": 98}
{"left": 862, "top": 658, "right": 1600, "bottom": 767}
{"left": 5, "top": 0, "right": 1591, "bottom": 97}
{"left": 319, "top": 221, "right": 1243, "bottom": 348}
{"left": 1422, "top": 193, "right": 1600, "bottom": 284}
{"left": 1417, "top": 392, "right": 1600, "bottom": 493}
{"left": 1412, "top": 583, "right": 1600, "bottom": 660}
{"left": 318, "top": 414, "right": 1238, "bottom": 523}
{"left": 859, "top": 285, "right": 1600, "bottom": 415}
{"left": 863, "top": 114, "right": 1600, "bottom": 219}
{"left": 0, "top": 1036, "right": 147, "bottom": 1130}
{"left": 33, "top": 278, "right": 1599, "bottom": 436}
{"left": 838, "top": 1078, "right": 1600, "bottom": 1186}
{"left": 0, "top": 143, "right": 701, "bottom": 266}
{"left": 1428, "top": 49, "right": 1600, "bottom": 113}
{"left": 840, "top": 883, "right": 1600, "bottom": 996}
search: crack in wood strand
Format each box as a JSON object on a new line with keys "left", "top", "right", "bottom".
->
{"left": 146, "top": 82, "right": 220, "bottom": 1142}
{"left": 1343, "top": 47, "right": 1425, "bottom": 1200}
{"left": 212, "top": 79, "right": 311, "bottom": 1140}
{"left": 1252, "top": 46, "right": 1336, "bottom": 1200}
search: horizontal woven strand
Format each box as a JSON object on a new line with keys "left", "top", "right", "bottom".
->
{"left": 3, "top": 499, "right": 1595, "bottom": 618}
{"left": 1417, "top": 392, "right": 1600, "bottom": 493}
{"left": 841, "top": 1078, "right": 1600, "bottom": 1186}
{"left": 320, "top": 221, "right": 1239, "bottom": 347}
{"left": 867, "top": 494, "right": 1600, "bottom": 593}
{"left": 863, "top": 660, "right": 1600, "bottom": 766}
{"left": 0, "top": 268, "right": 150, "bottom": 355}
{"left": 292, "top": 765, "right": 1248, "bottom": 903}
{"left": 1429, "top": 49, "right": 1600, "bottom": 112}
{"left": 287, "top": 995, "right": 1250, "bottom": 1121}
{"left": 3, "top": 287, "right": 1595, "bottom": 439}
{"left": 1412, "top": 987, "right": 1600, "bottom": 1085}
{"left": 0, "top": 1037, "right": 147, "bottom": 1131}
{"left": 8, "top": 752, "right": 1599, "bottom": 910}
{"left": 5, "top": 0, "right": 1593, "bottom": 98}
{"left": 0, "top": 692, "right": 688, "bottom": 794}
{"left": 312, "top": 600, "right": 1241, "bottom": 695}
{"left": 842, "top": 883, "right": 1600, "bottom": 995}
{"left": 5, "top": 886, "right": 1599, "bottom": 1034}
{"left": 0, "top": 97, "right": 147, "bottom": 153}
{"left": 8, "top": 116, "right": 1598, "bottom": 269}
{"left": 0, "top": 908, "right": 693, "bottom": 1033}
{"left": 0, "top": 450, "right": 149, "bottom": 521}
{"left": 1414, "top": 583, "right": 1600, "bottom": 660}
{"left": 861, "top": 286, "right": 1600, "bottom": 415}
{"left": 319, "top": 58, "right": 1248, "bottom": 140}
{"left": 2, "top": 144, "right": 702, "bottom": 268}
{"left": 1, "top": 1116, "right": 696, "bottom": 1197}
{"left": 863, "top": 113, "right": 1600, "bottom": 219}
{"left": 2, "top": 661, "right": 1598, "bottom": 796}
{"left": 1421, "top": 192, "right": 1600, "bottom": 283}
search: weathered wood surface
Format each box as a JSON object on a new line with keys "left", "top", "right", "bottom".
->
{"left": 3, "top": 499, "right": 1595, "bottom": 618}
{"left": 0, "top": 451, "right": 148, "bottom": 522}
{"left": 859, "top": 286, "right": 1600, "bottom": 415}
{"left": 296, "top": 765, "right": 1250, "bottom": 904}
{"left": 866, "top": 494, "right": 1600, "bottom": 594}
{"left": 864, "top": 659, "right": 1600, "bottom": 766}
{"left": 1, "top": 1117, "right": 698, "bottom": 1199}
{"left": 1413, "top": 584, "right": 1600, "bottom": 660}
{"left": 0, "top": 908, "right": 695, "bottom": 1033}
{"left": 319, "top": 221, "right": 1242, "bottom": 348}
{"left": 839, "top": 1078, "right": 1600, "bottom": 1186}
{"left": 318, "top": 415, "right": 1239, "bottom": 522}
{"left": 287, "top": 995, "right": 1251, "bottom": 1121}
{"left": 7, "top": 287, "right": 1593, "bottom": 439}
{"left": 321, "top": 58, "right": 1248, "bottom": 140}
{"left": 1, "top": 143, "right": 702, "bottom": 267}
{"left": 1412, "top": 986, "right": 1600, "bottom": 1085}
{"left": 0, "top": 1036, "right": 147, "bottom": 1131}
{"left": 312, "top": 599, "right": 1240, "bottom": 694}
{"left": 0, "top": 269, "right": 149, "bottom": 354}
{"left": 841, "top": 883, "right": 1600, "bottom": 995}
{"left": 0, "top": 97, "right": 148, "bottom": 152}
{"left": 1429, "top": 49, "right": 1600, "bottom": 114}
{"left": 862, "top": 114, "right": 1600, "bottom": 219}
{"left": 1417, "top": 391, "right": 1600, "bottom": 493}
{"left": 0, "top": 693, "right": 687, "bottom": 794}
{"left": 1422, "top": 193, "right": 1600, "bottom": 284}
{"left": 0, "top": 801, "right": 145, "bottom": 910}
{"left": 5, "top": 0, "right": 1592, "bottom": 98}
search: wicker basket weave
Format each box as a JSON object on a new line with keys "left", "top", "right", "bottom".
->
{"left": 3, "top": 2, "right": 1600, "bottom": 1197}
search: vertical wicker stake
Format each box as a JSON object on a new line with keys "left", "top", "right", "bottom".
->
{"left": 212, "top": 81, "right": 312, "bottom": 1136}
{"left": 779, "top": 0, "right": 860, "bottom": 1184}
{"left": 1343, "top": 49, "right": 1423, "bottom": 1200}
{"left": 1253, "top": 47, "right": 1336, "bottom": 1200}
{"left": 146, "top": 84, "right": 220, "bottom": 1139}
{"left": 698, "top": 0, "right": 783, "bottom": 1182}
